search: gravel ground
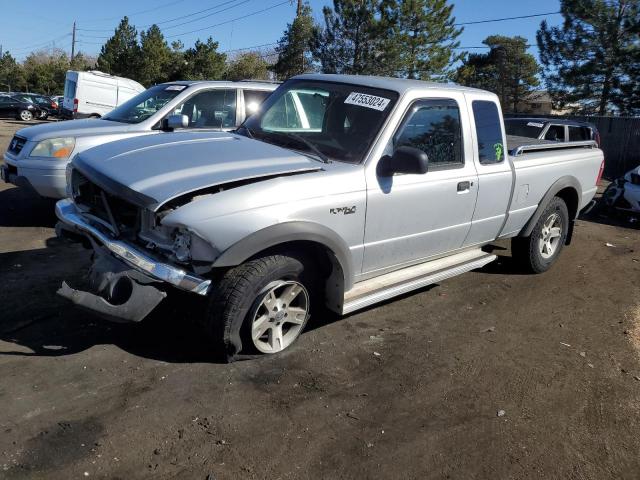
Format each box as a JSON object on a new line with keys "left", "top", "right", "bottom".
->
{"left": 1, "top": 119, "right": 639, "bottom": 479}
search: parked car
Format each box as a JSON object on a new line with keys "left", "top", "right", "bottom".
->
{"left": 602, "top": 165, "right": 640, "bottom": 214}
{"left": 53, "top": 74, "right": 604, "bottom": 361}
{"left": 505, "top": 117, "right": 601, "bottom": 146}
{"left": 11, "top": 93, "right": 58, "bottom": 119}
{"left": 0, "top": 95, "right": 41, "bottom": 121}
{"left": 51, "top": 95, "right": 64, "bottom": 116}
{"left": 61, "top": 70, "right": 146, "bottom": 119}
{"left": 2, "top": 81, "right": 277, "bottom": 198}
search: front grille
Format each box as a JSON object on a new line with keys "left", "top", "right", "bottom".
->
{"left": 8, "top": 136, "right": 26, "bottom": 155}
{"left": 72, "top": 169, "right": 140, "bottom": 237}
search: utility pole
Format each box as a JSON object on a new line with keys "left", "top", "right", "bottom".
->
{"left": 71, "top": 21, "right": 76, "bottom": 62}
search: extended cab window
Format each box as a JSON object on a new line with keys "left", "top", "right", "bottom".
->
{"left": 175, "top": 89, "right": 237, "bottom": 129}
{"left": 472, "top": 100, "right": 505, "bottom": 164}
{"left": 568, "top": 126, "right": 591, "bottom": 141}
{"left": 545, "top": 125, "right": 566, "bottom": 142}
{"left": 394, "top": 99, "right": 463, "bottom": 167}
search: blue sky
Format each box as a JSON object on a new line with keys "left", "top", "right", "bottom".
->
{"left": 0, "top": 0, "right": 562, "bottom": 61}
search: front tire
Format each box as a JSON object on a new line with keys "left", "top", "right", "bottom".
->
{"left": 18, "top": 110, "right": 33, "bottom": 121}
{"left": 512, "top": 197, "right": 569, "bottom": 273}
{"left": 203, "top": 254, "right": 315, "bottom": 361}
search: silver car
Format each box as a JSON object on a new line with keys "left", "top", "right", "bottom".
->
{"left": 2, "top": 81, "right": 277, "bottom": 198}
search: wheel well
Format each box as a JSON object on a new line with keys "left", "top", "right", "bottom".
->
{"left": 247, "top": 240, "right": 336, "bottom": 279}
{"left": 555, "top": 187, "right": 579, "bottom": 220}
{"left": 220, "top": 240, "right": 346, "bottom": 313}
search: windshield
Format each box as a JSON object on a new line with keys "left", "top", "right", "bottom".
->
{"left": 241, "top": 80, "right": 399, "bottom": 164}
{"left": 505, "top": 119, "right": 546, "bottom": 139}
{"left": 103, "top": 84, "right": 186, "bottom": 124}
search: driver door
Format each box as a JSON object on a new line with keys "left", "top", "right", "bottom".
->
{"left": 362, "top": 96, "right": 478, "bottom": 276}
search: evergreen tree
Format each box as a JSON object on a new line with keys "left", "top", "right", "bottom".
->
{"left": 96, "top": 16, "right": 141, "bottom": 80}
{"left": 380, "top": 0, "right": 462, "bottom": 79}
{"left": 272, "top": 2, "right": 315, "bottom": 80}
{"left": 537, "top": 0, "right": 640, "bottom": 115}
{"left": 139, "top": 25, "right": 172, "bottom": 85}
{"left": 311, "top": 0, "right": 384, "bottom": 75}
{"left": 225, "top": 52, "right": 270, "bottom": 81}
{"left": 0, "top": 52, "right": 26, "bottom": 92}
{"left": 181, "top": 38, "right": 226, "bottom": 80}
{"left": 167, "top": 40, "right": 186, "bottom": 81}
{"left": 456, "top": 36, "right": 540, "bottom": 113}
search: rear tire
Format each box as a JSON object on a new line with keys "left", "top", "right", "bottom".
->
{"left": 512, "top": 197, "right": 569, "bottom": 273}
{"left": 202, "top": 254, "right": 316, "bottom": 361}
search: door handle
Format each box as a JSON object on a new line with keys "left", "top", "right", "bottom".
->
{"left": 457, "top": 181, "right": 473, "bottom": 192}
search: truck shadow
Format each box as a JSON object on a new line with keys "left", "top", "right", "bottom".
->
{"left": 0, "top": 184, "right": 58, "bottom": 228}
{"left": 0, "top": 241, "right": 217, "bottom": 363}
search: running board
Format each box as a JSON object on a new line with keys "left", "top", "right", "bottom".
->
{"left": 342, "top": 249, "right": 496, "bottom": 315}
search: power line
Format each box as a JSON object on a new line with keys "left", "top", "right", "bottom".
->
{"left": 76, "top": 0, "right": 249, "bottom": 33}
{"left": 455, "top": 11, "right": 560, "bottom": 26}
{"left": 77, "top": 0, "right": 187, "bottom": 26}
{"left": 165, "top": 1, "right": 290, "bottom": 39}
{"left": 6, "top": 33, "right": 71, "bottom": 53}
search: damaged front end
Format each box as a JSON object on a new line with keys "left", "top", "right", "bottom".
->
{"left": 55, "top": 198, "right": 212, "bottom": 322}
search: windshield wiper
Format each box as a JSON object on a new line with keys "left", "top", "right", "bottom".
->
{"left": 280, "top": 132, "right": 330, "bottom": 164}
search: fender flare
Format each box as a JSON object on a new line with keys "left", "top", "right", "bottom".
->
{"left": 519, "top": 175, "right": 581, "bottom": 238}
{"left": 212, "top": 221, "right": 355, "bottom": 291}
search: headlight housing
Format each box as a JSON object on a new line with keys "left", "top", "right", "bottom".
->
{"left": 30, "top": 137, "right": 76, "bottom": 159}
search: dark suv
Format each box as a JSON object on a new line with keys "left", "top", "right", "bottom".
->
{"left": 505, "top": 118, "right": 601, "bottom": 147}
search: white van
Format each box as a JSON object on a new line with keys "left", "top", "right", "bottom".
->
{"left": 62, "top": 70, "right": 145, "bottom": 119}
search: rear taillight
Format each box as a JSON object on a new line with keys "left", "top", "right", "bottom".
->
{"left": 596, "top": 159, "right": 605, "bottom": 185}
{"left": 51, "top": 101, "right": 58, "bottom": 109}
{"left": 73, "top": 98, "right": 78, "bottom": 113}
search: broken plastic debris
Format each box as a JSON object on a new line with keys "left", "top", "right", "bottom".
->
{"left": 497, "top": 410, "right": 506, "bottom": 417}
{"left": 560, "top": 342, "right": 571, "bottom": 347}
{"left": 373, "top": 352, "right": 381, "bottom": 357}
{"left": 605, "top": 243, "right": 616, "bottom": 248}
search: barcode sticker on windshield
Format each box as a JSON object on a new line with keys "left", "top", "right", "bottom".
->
{"left": 165, "top": 85, "right": 187, "bottom": 91}
{"left": 527, "top": 122, "right": 545, "bottom": 128}
{"left": 344, "top": 92, "right": 391, "bottom": 111}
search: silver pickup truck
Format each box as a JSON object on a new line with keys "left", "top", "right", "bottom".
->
{"left": 55, "top": 74, "right": 604, "bottom": 361}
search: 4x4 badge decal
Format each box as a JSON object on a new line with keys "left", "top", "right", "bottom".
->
{"left": 330, "top": 206, "right": 357, "bottom": 215}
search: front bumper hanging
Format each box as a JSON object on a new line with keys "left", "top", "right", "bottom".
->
{"left": 55, "top": 199, "right": 211, "bottom": 295}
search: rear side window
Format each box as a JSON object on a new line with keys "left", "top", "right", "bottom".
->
{"left": 394, "top": 99, "right": 463, "bottom": 167}
{"left": 568, "top": 126, "right": 591, "bottom": 141}
{"left": 472, "top": 101, "right": 504, "bottom": 164}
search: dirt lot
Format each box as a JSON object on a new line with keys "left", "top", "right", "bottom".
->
{"left": 1, "top": 119, "right": 639, "bottom": 480}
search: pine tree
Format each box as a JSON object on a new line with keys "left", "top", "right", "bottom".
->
{"left": 96, "top": 16, "right": 141, "bottom": 80}
{"left": 225, "top": 52, "right": 270, "bottom": 81}
{"left": 0, "top": 52, "right": 26, "bottom": 92}
{"left": 311, "top": 0, "right": 384, "bottom": 75}
{"left": 537, "top": 0, "right": 640, "bottom": 115}
{"left": 272, "top": 2, "right": 315, "bottom": 80}
{"left": 380, "top": 0, "right": 462, "bottom": 79}
{"left": 181, "top": 38, "right": 226, "bottom": 80}
{"left": 455, "top": 36, "right": 540, "bottom": 113}
{"left": 139, "top": 25, "right": 172, "bottom": 85}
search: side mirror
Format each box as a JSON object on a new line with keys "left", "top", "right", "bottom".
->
{"left": 162, "top": 114, "right": 189, "bottom": 131}
{"left": 378, "top": 146, "right": 429, "bottom": 176}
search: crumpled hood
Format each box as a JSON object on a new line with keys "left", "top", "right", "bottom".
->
{"left": 73, "top": 131, "right": 322, "bottom": 210}
{"left": 16, "top": 119, "right": 133, "bottom": 142}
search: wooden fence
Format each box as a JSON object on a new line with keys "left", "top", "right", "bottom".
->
{"left": 505, "top": 114, "right": 640, "bottom": 179}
